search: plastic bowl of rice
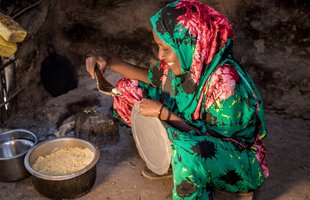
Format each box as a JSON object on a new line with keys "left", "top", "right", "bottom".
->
{"left": 24, "top": 137, "right": 100, "bottom": 199}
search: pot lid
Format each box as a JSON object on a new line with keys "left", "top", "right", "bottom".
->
{"left": 131, "top": 103, "right": 171, "bottom": 175}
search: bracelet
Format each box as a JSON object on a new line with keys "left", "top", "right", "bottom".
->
{"left": 158, "top": 104, "right": 165, "bottom": 119}
{"left": 158, "top": 104, "right": 171, "bottom": 121}
{"left": 166, "top": 109, "right": 171, "bottom": 121}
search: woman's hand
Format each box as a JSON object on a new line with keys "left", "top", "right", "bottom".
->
{"left": 138, "top": 98, "right": 162, "bottom": 118}
{"left": 138, "top": 98, "right": 202, "bottom": 134}
{"left": 85, "top": 55, "right": 109, "bottom": 79}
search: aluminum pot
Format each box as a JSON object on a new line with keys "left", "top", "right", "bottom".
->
{"left": 24, "top": 137, "right": 100, "bottom": 199}
{"left": 0, "top": 129, "right": 37, "bottom": 181}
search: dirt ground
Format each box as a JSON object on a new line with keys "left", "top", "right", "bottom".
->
{"left": 0, "top": 75, "right": 309, "bottom": 200}
{"left": 0, "top": 112, "right": 309, "bottom": 200}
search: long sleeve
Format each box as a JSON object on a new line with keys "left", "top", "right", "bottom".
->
{"left": 203, "top": 64, "right": 257, "bottom": 138}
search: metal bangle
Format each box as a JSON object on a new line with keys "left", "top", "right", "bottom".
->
{"left": 166, "top": 109, "right": 171, "bottom": 121}
{"left": 158, "top": 104, "right": 165, "bottom": 119}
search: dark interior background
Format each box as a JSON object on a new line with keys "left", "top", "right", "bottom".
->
{"left": 0, "top": 1, "right": 309, "bottom": 200}
{"left": 0, "top": 0, "right": 308, "bottom": 121}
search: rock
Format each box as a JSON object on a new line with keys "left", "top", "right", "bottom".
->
{"left": 53, "top": 115, "right": 76, "bottom": 137}
{"left": 75, "top": 106, "right": 119, "bottom": 147}
{"left": 34, "top": 88, "right": 100, "bottom": 126}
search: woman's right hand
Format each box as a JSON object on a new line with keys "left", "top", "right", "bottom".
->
{"left": 85, "top": 55, "right": 109, "bottom": 79}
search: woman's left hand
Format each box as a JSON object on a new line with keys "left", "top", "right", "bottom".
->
{"left": 138, "top": 98, "right": 162, "bottom": 118}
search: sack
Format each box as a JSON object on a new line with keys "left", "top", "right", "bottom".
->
{"left": 0, "top": 13, "right": 27, "bottom": 43}
{"left": 0, "top": 35, "right": 16, "bottom": 57}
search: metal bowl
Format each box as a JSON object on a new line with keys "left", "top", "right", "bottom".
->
{"left": 0, "top": 129, "right": 38, "bottom": 181}
{"left": 24, "top": 137, "right": 100, "bottom": 199}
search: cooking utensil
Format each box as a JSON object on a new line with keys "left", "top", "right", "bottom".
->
{"left": 40, "top": 45, "right": 78, "bottom": 97}
{"left": 94, "top": 64, "right": 121, "bottom": 96}
{"left": 24, "top": 137, "right": 100, "bottom": 199}
{"left": 0, "top": 129, "right": 37, "bottom": 181}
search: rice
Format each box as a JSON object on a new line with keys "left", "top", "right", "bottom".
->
{"left": 33, "top": 147, "right": 94, "bottom": 176}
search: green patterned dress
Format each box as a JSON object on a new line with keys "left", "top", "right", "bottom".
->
{"left": 112, "top": 1, "right": 269, "bottom": 199}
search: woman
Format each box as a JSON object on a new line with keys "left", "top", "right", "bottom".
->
{"left": 86, "top": 0, "right": 269, "bottom": 199}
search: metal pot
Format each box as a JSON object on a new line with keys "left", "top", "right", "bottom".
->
{"left": 0, "top": 129, "right": 38, "bottom": 181}
{"left": 24, "top": 137, "right": 100, "bottom": 199}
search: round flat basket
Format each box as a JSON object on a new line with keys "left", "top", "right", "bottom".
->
{"left": 131, "top": 103, "right": 171, "bottom": 175}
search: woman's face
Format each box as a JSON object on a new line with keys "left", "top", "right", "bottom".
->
{"left": 152, "top": 29, "right": 182, "bottom": 75}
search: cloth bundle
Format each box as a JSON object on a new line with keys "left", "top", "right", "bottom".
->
{"left": 0, "top": 13, "right": 27, "bottom": 57}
